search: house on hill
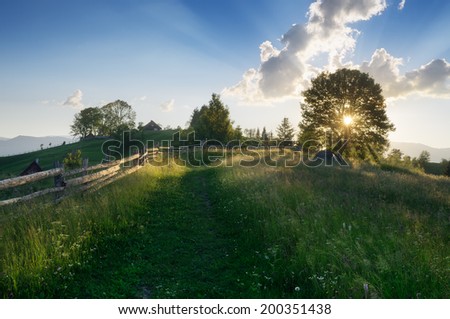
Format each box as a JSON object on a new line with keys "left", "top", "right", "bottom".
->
{"left": 20, "top": 159, "right": 42, "bottom": 176}
{"left": 143, "top": 120, "right": 162, "bottom": 131}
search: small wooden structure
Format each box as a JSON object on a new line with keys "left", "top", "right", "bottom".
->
{"left": 143, "top": 120, "right": 162, "bottom": 131}
{"left": 19, "top": 159, "right": 42, "bottom": 176}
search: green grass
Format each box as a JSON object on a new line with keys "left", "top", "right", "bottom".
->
{"left": 0, "top": 139, "right": 105, "bottom": 179}
{"left": 0, "top": 130, "right": 178, "bottom": 179}
{"left": 0, "top": 154, "right": 449, "bottom": 298}
{"left": 140, "top": 129, "right": 179, "bottom": 144}
{"left": 208, "top": 164, "right": 449, "bottom": 298}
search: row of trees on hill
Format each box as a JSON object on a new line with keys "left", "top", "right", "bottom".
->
{"left": 187, "top": 94, "right": 298, "bottom": 145}
{"left": 70, "top": 69, "right": 394, "bottom": 162}
{"left": 71, "top": 100, "right": 136, "bottom": 138}
{"left": 188, "top": 69, "right": 394, "bottom": 160}
{"left": 243, "top": 119, "right": 295, "bottom": 141}
{"left": 386, "top": 148, "right": 450, "bottom": 175}
{"left": 386, "top": 149, "right": 431, "bottom": 169}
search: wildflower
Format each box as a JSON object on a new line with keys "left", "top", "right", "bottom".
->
{"left": 295, "top": 287, "right": 300, "bottom": 292}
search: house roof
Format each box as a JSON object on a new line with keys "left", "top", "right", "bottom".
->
{"left": 19, "top": 159, "right": 42, "bottom": 176}
{"left": 143, "top": 120, "right": 162, "bottom": 130}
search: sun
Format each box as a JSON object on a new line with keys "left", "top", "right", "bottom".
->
{"left": 343, "top": 115, "right": 353, "bottom": 126}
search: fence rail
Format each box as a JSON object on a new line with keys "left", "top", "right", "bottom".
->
{"left": 0, "top": 168, "right": 64, "bottom": 191}
{"left": 0, "top": 148, "right": 159, "bottom": 207}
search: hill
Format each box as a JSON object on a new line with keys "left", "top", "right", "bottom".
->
{"left": 0, "top": 130, "right": 178, "bottom": 178}
{"left": 0, "top": 135, "right": 75, "bottom": 157}
{"left": 0, "top": 139, "right": 105, "bottom": 179}
{"left": 390, "top": 141, "right": 450, "bottom": 163}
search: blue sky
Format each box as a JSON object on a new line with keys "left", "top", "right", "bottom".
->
{"left": 0, "top": 0, "right": 449, "bottom": 148}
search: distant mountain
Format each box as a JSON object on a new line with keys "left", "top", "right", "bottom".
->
{"left": 390, "top": 142, "right": 450, "bottom": 163}
{"left": 0, "top": 137, "right": 10, "bottom": 141}
{"left": 0, "top": 135, "right": 76, "bottom": 157}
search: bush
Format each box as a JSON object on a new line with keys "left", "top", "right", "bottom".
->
{"left": 63, "top": 150, "right": 82, "bottom": 170}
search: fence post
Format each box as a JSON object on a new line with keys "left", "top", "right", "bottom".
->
{"left": 53, "top": 161, "right": 65, "bottom": 187}
{"left": 53, "top": 161, "right": 65, "bottom": 201}
{"left": 140, "top": 146, "right": 147, "bottom": 166}
{"left": 82, "top": 158, "right": 89, "bottom": 175}
{"left": 132, "top": 149, "right": 139, "bottom": 167}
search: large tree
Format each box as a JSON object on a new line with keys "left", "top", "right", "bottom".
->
{"left": 100, "top": 100, "right": 136, "bottom": 136}
{"left": 71, "top": 100, "right": 136, "bottom": 138}
{"left": 189, "top": 93, "right": 235, "bottom": 143}
{"left": 299, "top": 69, "right": 395, "bottom": 159}
{"left": 70, "top": 107, "right": 103, "bottom": 138}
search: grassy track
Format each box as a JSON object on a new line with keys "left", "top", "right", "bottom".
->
{"left": 58, "top": 168, "right": 252, "bottom": 298}
{"left": 0, "top": 159, "right": 449, "bottom": 298}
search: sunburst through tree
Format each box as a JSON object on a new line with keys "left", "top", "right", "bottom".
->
{"left": 299, "top": 68, "right": 395, "bottom": 160}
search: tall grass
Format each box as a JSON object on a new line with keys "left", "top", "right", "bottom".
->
{"left": 0, "top": 163, "right": 186, "bottom": 297}
{"left": 0, "top": 154, "right": 448, "bottom": 298}
{"left": 207, "top": 164, "right": 449, "bottom": 298}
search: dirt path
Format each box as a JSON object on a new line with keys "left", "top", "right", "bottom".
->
{"left": 61, "top": 168, "right": 245, "bottom": 298}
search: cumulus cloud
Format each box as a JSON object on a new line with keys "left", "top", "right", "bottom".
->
{"left": 405, "top": 59, "right": 450, "bottom": 96}
{"left": 224, "top": 0, "right": 449, "bottom": 103}
{"left": 360, "top": 48, "right": 407, "bottom": 97}
{"left": 63, "top": 89, "right": 84, "bottom": 109}
{"left": 398, "top": 0, "right": 406, "bottom": 10}
{"left": 160, "top": 99, "right": 175, "bottom": 112}
{"left": 361, "top": 49, "right": 450, "bottom": 98}
{"left": 224, "top": 0, "right": 386, "bottom": 102}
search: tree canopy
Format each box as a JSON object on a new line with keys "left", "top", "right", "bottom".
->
{"left": 189, "top": 93, "right": 235, "bottom": 143}
{"left": 299, "top": 68, "right": 395, "bottom": 160}
{"left": 70, "top": 100, "right": 136, "bottom": 138}
{"left": 100, "top": 100, "right": 136, "bottom": 136}
{"left": 70, "top": 107, "right": 103, "bottom": 138}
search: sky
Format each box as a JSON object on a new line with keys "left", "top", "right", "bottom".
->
{"left": 0, "top": 0, "right": 449, "bottom": 147}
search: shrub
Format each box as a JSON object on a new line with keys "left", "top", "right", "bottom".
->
{"left": 63, "top": 150, "right": 82, "bottom": 170}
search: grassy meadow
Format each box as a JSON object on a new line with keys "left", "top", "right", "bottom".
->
{"left": 0, "top": 130, "right": 178, "bottom": 179}
{"left": 0, "top": 150, "right": 448, "bottom": 298}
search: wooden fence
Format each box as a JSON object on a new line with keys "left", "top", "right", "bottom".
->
{"left": 0, "top": 148, "right": 159, "bottom": 207}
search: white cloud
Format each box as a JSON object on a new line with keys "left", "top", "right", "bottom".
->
{"left": 405, "top": 59, "right": 450, "bottom": 97}
{"left": 398, "top": 0, "right": 406, "bottom": 10}
{"left": 223, "top": 0, "right": 387, "bottom": 102}
{"left": 224, "top": 0, "right": 450, "bottom": 102}
{"left": 160, "top": 99, "right": 175, "bottom": 112}
{"left": 259, "top": 41, "right": 280, "bottom": 63}
{"left": 360, "top": 48, "right": 407, "bottom": 97}
{"left": 63, "top": 89, "right": 84, "bottom": 109}
{"left": 360, "top": 49, "right": 450, "bottom": 98}
{"left": 139, "top": 96, "right": 147, "bottom": 101}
